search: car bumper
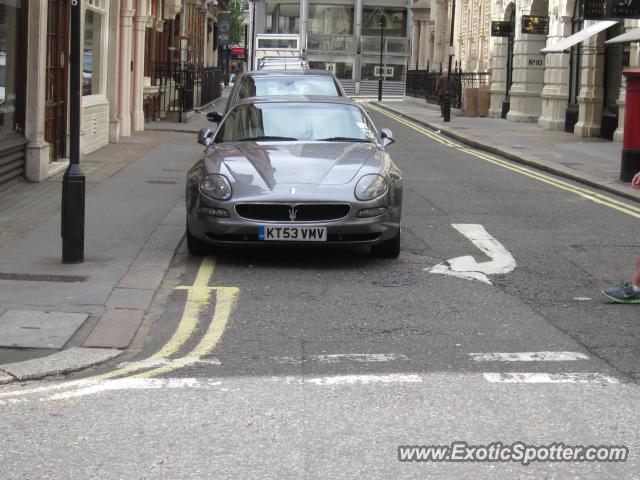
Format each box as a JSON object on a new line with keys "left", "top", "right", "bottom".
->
{"left": 187, "top": 198, "right": 401, "bottom": 247}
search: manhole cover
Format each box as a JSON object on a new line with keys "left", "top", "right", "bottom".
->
{"left": 0, "top": 273, "right": 86, "bottom": 282}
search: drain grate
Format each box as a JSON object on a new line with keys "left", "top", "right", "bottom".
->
{"left": 0, "top": 273, "right": 87, "bottom": 283}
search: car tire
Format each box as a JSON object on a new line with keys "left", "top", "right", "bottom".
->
{"left": 186, "top": 227, "right": 210, "bottom": 256}
{"left": 371, "top": 231, "right": 400, "bottom": 258}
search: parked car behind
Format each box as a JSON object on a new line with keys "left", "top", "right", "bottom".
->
{"left": 189, "top": 96, "right": 402, "bottom": 258}
{"left": 208, "top": 69, "right": 346, "bottom": 122}
{"left": 257, "top": 56, "right": 308, "bottom": 71}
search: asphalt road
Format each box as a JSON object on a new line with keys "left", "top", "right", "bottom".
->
{"left": 1, "top": 105, "right": 640, "bottom": 479}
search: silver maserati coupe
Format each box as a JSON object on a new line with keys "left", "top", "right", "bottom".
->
{"left": 186, "top": 96, "right": 402, "bottom": 258}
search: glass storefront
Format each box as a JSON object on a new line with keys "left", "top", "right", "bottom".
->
{"left": 362, "top": 7, "right": 407, "bottom": 37}
{"left": 308, "top": 5, "right": 354, "bottom": 35}
{"left": 265, "top": 1, "right": 300, "bottom": 34}
{"left": 0, "top": 0, "right": 23, "bottom": 135}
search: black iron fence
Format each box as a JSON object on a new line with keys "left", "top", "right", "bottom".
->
{"left": 154, "top": 63, "right": 223, "bottom": 122}
{"left": 406, "top": 65, "right": 490, "bottom": 109}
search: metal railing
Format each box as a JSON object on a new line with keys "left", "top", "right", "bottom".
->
{"left": 406, "top": 64, "right": 490, "bottom": 109}
{"left": 154, "top": 63, "right": 223, "bottom": 122}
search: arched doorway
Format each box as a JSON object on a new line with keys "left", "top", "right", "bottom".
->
{"left": 501, "top": 3, "right": 515, "bottom": 118}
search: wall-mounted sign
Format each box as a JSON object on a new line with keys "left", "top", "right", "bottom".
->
{"left": 491, "top": 20, "right": 513, "bottom": 37}
{"left": 585, "top": 0, "right": 640, "bottom": 19}
{"left": 522, "top": 15, "right": 549, "bottom": 35}
{"left": 217, "top": 12, "right": 231, "bottom": 47}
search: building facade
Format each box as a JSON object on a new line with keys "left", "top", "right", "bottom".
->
{"left": 0, "top": 0, "right": 225, "bottom": 189}
{"left": 488, "top": 0, "right": 639, "bottom": 141}
{"left": 251, "top": 0, "right": 411, "bottom": 94}
{"left": 408, "top": 0, "right": 491, "bottom": 73}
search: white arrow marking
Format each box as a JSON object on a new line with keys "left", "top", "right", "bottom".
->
{"left": 426, "top": 224, "right": 516, "bottom": 285}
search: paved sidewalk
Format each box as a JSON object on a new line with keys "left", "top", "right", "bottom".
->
{"left": 373, "top": 96, "right": 640, "bottom": 203}
{"left": 0, "top": 126, "right": 206, "bottom": 384}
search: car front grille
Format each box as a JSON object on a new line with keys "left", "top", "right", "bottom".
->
{"left": 235, "top": 203, "right": 351, "bottom": 222}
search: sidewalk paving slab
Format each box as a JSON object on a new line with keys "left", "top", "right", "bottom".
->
{"left": 83, "top": 310, "right": 145, "bottom": 349}
{"left": 0, "top": 310, "right": 88, "bottom": 349}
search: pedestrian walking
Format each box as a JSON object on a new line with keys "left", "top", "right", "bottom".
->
{"left": 436, "top": 74, "right": 448, "bottom": 117}
{"left": 601, "top": 170, "right": 640, "bottom": 303}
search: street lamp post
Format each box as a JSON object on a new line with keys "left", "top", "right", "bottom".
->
{"left": 378, "top": 11, "right": 386, "bottom": 102}
{"left": 61, "top": 0, "right": 85, "bottom": 263}
{"left": 443, "top": 0, "right": 456, "bottom": 123}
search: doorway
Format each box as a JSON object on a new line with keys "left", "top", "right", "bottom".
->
{"left": 45, "top": 0, "right": 70, "bottom": 162}
{"left": 501, "top": 4, "right": 516, "bottom": 118}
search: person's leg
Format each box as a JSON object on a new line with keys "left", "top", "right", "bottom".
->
{"left": 630, "top": 256, "right": 640, "bottom": 287}
{"left": 602, "top": 256, "right": 640, "bottom": 303}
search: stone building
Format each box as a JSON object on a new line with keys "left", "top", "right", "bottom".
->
{"left": 489, "top": 0, "right": 639, "bottom": 141}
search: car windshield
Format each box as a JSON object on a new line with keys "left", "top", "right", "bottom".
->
{"left": 240, "top": 76, "right": 340, "bottom": 98}
{"left": 215, "top": 103, "right": 377, "bottom": 144}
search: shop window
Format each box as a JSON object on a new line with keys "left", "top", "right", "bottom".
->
{"left": 362, "top": 8, "right": 407, "bottom": 37}
{"left": 265, "top": 1, "right": 300, "bottom": 34}
{"left": 83, "top": 0, "right": 108, "bottom": 96}
{"left": 308, "top": 5, "right": 354, "bottom": 35}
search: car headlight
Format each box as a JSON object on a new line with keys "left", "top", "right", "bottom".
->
{"left": 354, "top": 174, "right": 388, "bottom": 201}
{"left": 200, "top": 174, "right": 232, "bottom": 200}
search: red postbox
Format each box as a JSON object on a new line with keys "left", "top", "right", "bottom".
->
{"left": 621, "top": 69, "right": 640, "bottom": 182}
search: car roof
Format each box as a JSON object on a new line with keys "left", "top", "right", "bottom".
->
{"left": 242, "top": 69, "right": 335, "bottom": 77}
{"left": 233, "top": 96, "right": 359, "bottom": 107}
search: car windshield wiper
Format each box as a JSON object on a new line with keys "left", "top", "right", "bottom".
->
{"left": 237, "top": 136, "right": 298, "bottom": 142}
{"left": 317, "top": 137, "right": 372, "bottom": 143}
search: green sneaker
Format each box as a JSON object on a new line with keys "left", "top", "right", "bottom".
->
{"left": 602, "top": 282, "right": 640, "bottom": 304}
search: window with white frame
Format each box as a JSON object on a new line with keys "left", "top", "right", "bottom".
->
{"left": 83, "top": 0, "right": 108, "bottom": 96}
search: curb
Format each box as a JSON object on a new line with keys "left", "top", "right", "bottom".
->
{"left": 0, "top": 201, "right": 186, "bottom": 386}
{"left": 0, "top": 348, "right": 122, "bottom": 385}
{"left": 373, "top": 102, "right": 640, "bottom": 205}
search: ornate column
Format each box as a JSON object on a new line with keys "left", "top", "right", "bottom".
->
{"left": 538, "top": 11, "right": 572, "bottom": 131}
{"left": 25, "top": 0, "right": 49, "bottom": 181}
{"left": 411, "top": 20, "right": 420, "bottom": 69}
{"left": 131, "top": 0, "right": 147, "bottom": 131}
{"left": 506, "top": 10, "right": 546, "bottom": 122}
{"left": 574, "top": 24, "right": 605, "bottom": 137}
{"left": 488, "top": 34, "right": 508, "bottom": 117}
{"left": 108, "top": 0, "right": 121, "bottom": 142}
{"left": 420, "top": 20, "right": 430, "bottom": 69}
{"left": 118, "top": 0, "right": 135, "bottom": 137}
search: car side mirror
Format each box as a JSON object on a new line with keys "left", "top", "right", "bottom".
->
{"left": 197, "top": 128, "right": 214, "bottom": 147}
{"left": 380, "top": 128, "right": 395, "bottom": 147}
{"left": 207, "top": 111, "right": 224, "bottom": 123}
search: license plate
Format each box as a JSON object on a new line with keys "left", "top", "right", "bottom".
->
{"left": 259, "top": 225, "right": 327, "bottom": 242}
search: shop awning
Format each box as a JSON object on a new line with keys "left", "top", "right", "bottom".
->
{"left": 606, "top": 27, "right": 640, "bottom": 44}
{"left": 541, "top": 21, "right": 618, "bottom": 53}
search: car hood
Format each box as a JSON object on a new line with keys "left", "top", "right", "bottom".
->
{"left": 209, "top": 142, "right": 379, "bottom": 189}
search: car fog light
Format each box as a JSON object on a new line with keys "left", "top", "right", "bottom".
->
{"left": 358, "top": 207, "right": 387, "bottom": 218}
{"left": 199, "top": 207, "right": 229, "bottom": 218}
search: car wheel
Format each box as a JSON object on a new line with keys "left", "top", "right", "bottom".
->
{"left": 186, "top": 227, "right": 210, "bottom": 256}
{"left": 371, "top": 231, "right": 400, "bottom": 259}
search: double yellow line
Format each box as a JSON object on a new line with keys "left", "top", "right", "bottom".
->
{"left": 365, "top": 102, "right": 640, "bottom": 220}
{"left": 1, "top": 256, "right": 239, "bottom": 398}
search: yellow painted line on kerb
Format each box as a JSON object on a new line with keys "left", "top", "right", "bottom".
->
{"left": 0, "top": 256, "right": 237, "bottom": 397}
{"left": 364, "top": 101, "right": 640, "bottom": 220}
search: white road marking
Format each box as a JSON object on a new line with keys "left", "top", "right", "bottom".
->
{"left": 116, "top": 357, "right": 221, "bottom": 369}
{"left": 483, "top": 373, "right": 619, "bottom": 384}
{"left": 573, "top": 297, "right": 592, "bottom": 301}
{"left": 269, "top": 353, "right": 408, "bottom": 365}
{"left": 427, "top": 224, "right": 516, "bottom": 285}
{"left": 313, "top": 353, "right": 408, "bottom": 363}
{"left": 470, "top": 352, "right": 590, "bottom": 362}
{"left": 46, "top": 378, "right": 223, "bottom": 401}
{"left": 304, "top": 374, "right": 423, "bottom": 386}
